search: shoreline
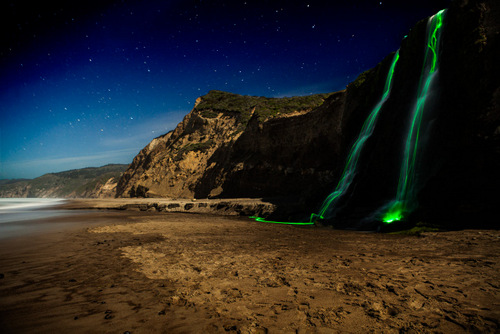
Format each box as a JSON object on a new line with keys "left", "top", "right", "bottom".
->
{"left": 0, "top": 209, "right": 499, "bottom": 333}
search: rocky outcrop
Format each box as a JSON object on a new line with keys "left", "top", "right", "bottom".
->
{"left": 119, "top": 0, "right": 499, "bottom": 228}
{"left": 60, "top": 198, "right": 276, "bottom": 217}
{"left": 0, "top": 164, "right": 128, "bottom": 198}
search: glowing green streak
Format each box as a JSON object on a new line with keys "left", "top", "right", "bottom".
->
{"left": 249, "top": 216, "right": 315, "bottom": 225}
{"left": 428, "top": 11, "right": 443, "bottom": 73}
{"left": 382, "top": 9, "right": 445, "bottom": 224}
{"left": 310, "top": 50, "right": 400, "bottom": 223}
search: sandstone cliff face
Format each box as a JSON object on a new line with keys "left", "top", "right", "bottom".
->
{"left": 115, "top": 105, "right": 240, "bottom": 199}
{"left": 78, "top": 176, "right": 120, "bottom": 198}
{"left": 119, "top": 0, "right": 499, "bottom": 228}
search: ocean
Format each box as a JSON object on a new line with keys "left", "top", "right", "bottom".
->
{"left": 0, "top": 198, "right": 75, "bottom": 239}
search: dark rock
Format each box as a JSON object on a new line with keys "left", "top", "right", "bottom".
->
{"left": 129, "top": 185, "right": 149, "bottom": 198}
{"left": 223, "top": 324, "right": 237, "bottom": 331}
{"left": 104, "top": 310, "right": 113, "bottom": 320}
{"left": 216, "top": 202, "right": 230, "bottom": 210}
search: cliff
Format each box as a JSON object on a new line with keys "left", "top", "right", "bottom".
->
{"left": 118, "top": 0, "right": 499, "bottom": 228}
{"left": 0, "top": 164, "right": 128, "bottom": 198}
{"left": 115, "top": 92, "right": 334, "bottom": 200}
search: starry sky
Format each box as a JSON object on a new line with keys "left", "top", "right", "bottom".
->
{"left": 0, "top": 0, "right": 450, "bottom": 179}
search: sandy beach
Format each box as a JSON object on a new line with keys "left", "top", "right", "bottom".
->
{"left": 0, "top": 208, "right": 499, "bottom": 333}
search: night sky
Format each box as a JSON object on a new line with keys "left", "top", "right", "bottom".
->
{"left": 0, "top": 0, "right": 450, "bottom": 179}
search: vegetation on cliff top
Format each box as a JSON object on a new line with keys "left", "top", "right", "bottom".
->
{"left": 195, "top": 90, "right": 333, "bottom": 125}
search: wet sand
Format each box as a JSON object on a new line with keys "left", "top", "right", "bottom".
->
{"left": 0, "top": 210, "right": 499, "bottom": 333}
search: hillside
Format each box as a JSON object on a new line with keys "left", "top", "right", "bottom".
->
{"left": 0, "top": 164, "right": 128, "bottom": 198}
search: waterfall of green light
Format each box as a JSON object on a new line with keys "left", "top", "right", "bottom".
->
{"left": 250, "top": 50, "right": 400, "bottom": 225}
{"left": 309, "top": 50, "right": 400, "bottom": 223}
{"left": 382, "top": 9, "right": 446, "bottom": 224}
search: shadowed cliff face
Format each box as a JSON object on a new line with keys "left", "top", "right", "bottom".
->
{"left": 414, "top": 0, "right": 500, "bottom": 228}
{"left": 194, "top": 92, "right": 345, "bottom": 203}
{"left": 118, "top": 0, "right": 499, "bottom": 229}
{"left": 322, "top": 0, "right": 499, "bottom": 228}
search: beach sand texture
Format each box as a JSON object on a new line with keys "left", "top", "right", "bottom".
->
{"left": 0, "top": 210, "right": 499, "bottom": 333}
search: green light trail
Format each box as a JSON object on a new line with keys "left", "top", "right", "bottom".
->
{"left": 252, "top": 50, "right": 400, "bottom": 226}
{"left": 310, "top": 50, "right": 400, "bottom": 223}
{"left": 382, "top": 9, "right": 446, "bottom": 224}
{"left": 249, "top": 216, "right": 315, "bottom": 225}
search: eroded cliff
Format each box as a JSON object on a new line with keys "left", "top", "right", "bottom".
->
{"left": 115, "top": 92, "right": 335, "bottom": 200}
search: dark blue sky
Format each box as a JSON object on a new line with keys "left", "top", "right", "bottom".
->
{"left": 0, "top": 0, "right": 450, "bottom": 179}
